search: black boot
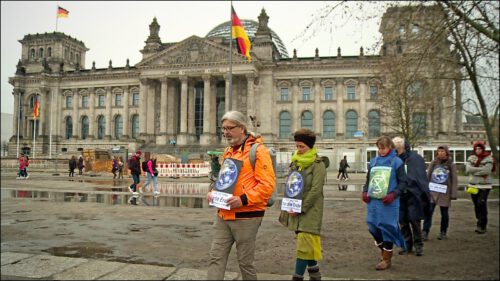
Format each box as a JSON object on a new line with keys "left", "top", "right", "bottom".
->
{"left": 414, "top": 244, "right": 423, "bottom": 256}
{"left": 307, "top": 265, "right": 321, "bottom": 281}
{"left": 292, "top": 274, "right": 304, "bottom": 281}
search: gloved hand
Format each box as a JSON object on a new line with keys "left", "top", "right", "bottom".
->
{"left": 362, "top": 192, "right": 370, "bottom": 204}
{"left": 382, "top": 192, "right": 395, "bottom": 205}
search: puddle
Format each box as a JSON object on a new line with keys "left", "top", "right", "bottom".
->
{"left": 43, "top": 242, "right": 113, "bottom": 259}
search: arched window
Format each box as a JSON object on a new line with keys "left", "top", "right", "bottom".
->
{"left": 131, "top": 115, "right": 139, "bottom": 138}
{"left": 406, "top": 81, "right": 424, "bottom": 98}
{"left": 368, "top": 110, "right": 380, "bottom": 138}
{"left": 301, "top": 110, "right": 313, "bottom": 130}
{"left": 47, "top": 47, "right": 52, "bottom": 57}
{"left": 413, "top": 113, "right": 427, "bottom": 137}
{"left": 345, "top": 110, "right": 358, "bottom": 139}
{"left": 81, "top": 116, "right": 89, "bottom": 139}
{"left": 97, "top": 115, "right": 105, "bottom": 139}
{"left": 39, "top": 48, "right": 44, "bottom": 58}
{"left": 323, "top": 110, "right": 335, "bottom": 139}
{"left": 65, "top": 116, "right": 73, "bottom": 139}
{"left": 30, "top": 48, "right": 36, "bottom": 59}
{"left": 279, "top": 111, "right": 291, "bottom": 139}
{"left": 114, "top": 115, "right": 123, "bottom": 139}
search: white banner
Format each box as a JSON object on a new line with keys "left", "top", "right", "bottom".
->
{"left": 209, "top": 191, "right": 232, "bottom": 210}
{"left": 281, "top": 197, "right": 302, "bottom": 213}
{"left": 429, "top": 182, "right": 447, "bottom": 194}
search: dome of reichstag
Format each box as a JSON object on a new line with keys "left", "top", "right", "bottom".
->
{"left": 206, "top": 19, "right": 289, "bottom": 58}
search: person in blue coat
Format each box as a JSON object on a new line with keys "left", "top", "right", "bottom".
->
{"left": 362, "top": 136, "right": 407, "bottom": 270}
{"left": 393, "top": 137, "right": 431, "bottom": 256}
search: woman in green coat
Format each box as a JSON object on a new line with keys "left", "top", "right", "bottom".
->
{"left": 284, "top": 128, "right": 327, "bottom": 281}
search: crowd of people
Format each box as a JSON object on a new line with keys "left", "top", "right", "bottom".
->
{"left": 16, "top": 108, "right": 495, "bottom": 280}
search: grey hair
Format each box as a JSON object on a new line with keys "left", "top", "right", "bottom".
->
{"left": 221, "top": 111, "right": 248, "bottom": 131}
{"left": 392, "top": 136, "right": 405, "bottom": 149}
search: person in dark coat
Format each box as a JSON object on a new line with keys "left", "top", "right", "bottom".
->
{"left": 393, "top": 137, "right": 431, "bottom": 256}
{"left": 68, "top": 155, "right": 77, "bottom": 177}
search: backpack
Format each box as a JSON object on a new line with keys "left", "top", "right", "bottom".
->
{"left": 142, "top": 160, "right": 149, "bottom": 173}
{"left": 249, "top": 143, "right": 277, "bottom": 207}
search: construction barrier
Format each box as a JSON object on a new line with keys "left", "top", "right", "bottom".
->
{"left": 156, "top": 162, "right": 211, "bottom": 178}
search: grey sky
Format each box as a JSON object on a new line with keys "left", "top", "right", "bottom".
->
{"left": 1, "top": 1, "right": 383, "bottom": 114}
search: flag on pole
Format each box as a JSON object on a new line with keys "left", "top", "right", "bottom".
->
{"left": 231, "top": 6, "right": 251, "bottom": 62}
{"left": 57, "top": 6, "right": 69, "bottom": 18}
{"left": 33, "top": 97, "right": 39, "bottom": 120}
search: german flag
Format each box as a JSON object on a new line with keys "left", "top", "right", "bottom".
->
{"left": 231, "top": 6, "right": 251, "bottom": 62}
{"left": 33, "top": 97, "right": 39, "bottom": 120}
{"left": 57, "top": 6, "right": 69, "bottom": 18}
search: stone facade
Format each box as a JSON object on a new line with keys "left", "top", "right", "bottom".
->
{"left": 8, "top": 6, "right": 466, "bottom": 165}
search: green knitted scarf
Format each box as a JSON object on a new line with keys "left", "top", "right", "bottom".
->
{"left": 291, "top": 147, "right": 318, "bottom": 171}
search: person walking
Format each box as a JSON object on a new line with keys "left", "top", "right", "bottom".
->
{"left": 362, "top": 136, "right": 406, "bottom": 270}
{"left": 117, "top": 156, "right": 124, "bottom": 179}
{"left": 142, "top": 154, "right": 159, "bottom": 195}
{"left": 393, "top": 137, "right": 431, "bottom": 256}
{"left": 337, "top": 156, "right": 350, "bottom": 181}
{"left": 111, "top": 156, "right": 118, "bottom": 179}
{"left": 423, "top": 144, "right": 458, "bottom": 240}
{"left": 77, "top": 155, "right": 85, "bottom": 176}
{"left": 466, "top": 140, "right": 495, "bottom": 234}
{"left": 282, "top": 128, "right": 327, "bottom": 281}
{"left": 17, "top": 153, "right": 27, "bottom": 179}
{"left": 68, "top": 155, "right": 77, "bottom": 177}
{"left": 127, "top": 150, "right": 142, "bottom": 195}
{"left": 206, "top": 111, "right": 275, "bottom": 280}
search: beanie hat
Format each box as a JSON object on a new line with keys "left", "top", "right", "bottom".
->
{"left": 294, "top": 128, "right": 316, "bottom": 148}
{"left": 136, "top": 150, "right": 142, "bottom": 156}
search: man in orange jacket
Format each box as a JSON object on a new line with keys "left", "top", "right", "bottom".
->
{"left": 206, "top": 110, "right": 275, "bottom": 280}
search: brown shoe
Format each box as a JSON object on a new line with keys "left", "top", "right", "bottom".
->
{"left": 376, "top": 249, "right": 393, "bottom": 270}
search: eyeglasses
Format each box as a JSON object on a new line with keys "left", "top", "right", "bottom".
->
{"left": 222, "top": 125, "right": 239, "bottom": 132}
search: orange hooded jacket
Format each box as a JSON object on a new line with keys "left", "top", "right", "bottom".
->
{"left": 217, "top": 134, "right": 275, "bottom": 220}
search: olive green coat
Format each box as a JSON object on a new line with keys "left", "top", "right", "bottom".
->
{"left": 286, "top": 157, "right": 326, "bottom": 235}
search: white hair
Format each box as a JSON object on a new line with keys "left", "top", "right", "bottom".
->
{"left": 392, "top": 136, "right": 405, "bottom": 149}
{"left": 221, "top": 111, "right": 248, "bottom": 131}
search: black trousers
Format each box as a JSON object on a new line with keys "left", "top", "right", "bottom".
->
{"left": 471, "top": 189, "right": 490, "bottom": 229}
{"left": 400, "top": 219, "right": 423, "bottom": 251}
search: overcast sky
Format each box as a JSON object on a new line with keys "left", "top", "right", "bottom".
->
{"left": 1, "top": 1, "right": 385, "bottom": 114}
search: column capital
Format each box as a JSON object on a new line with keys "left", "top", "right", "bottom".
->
{"left": 291, "top": 78, "right": 299, "bottom": 85}
{"left": 140, "top": 78, "right": 149, "bottom": 85}
{"left": 202, "top": 74, "right": 211, "bottom": 81}
{"left": 335, "top": 77, "right": 344, "bottom": 84}
{"left": 313, "top": 78, "right": 321, "bottom": 84}
{"left": 245, "top": 73, "right": 256, "bottom": 80}
{"left": 180, "top": 76, "right": 188, "bottom": 83}
{"left": 160, "top": 77, "right": 168, "bottom": 84}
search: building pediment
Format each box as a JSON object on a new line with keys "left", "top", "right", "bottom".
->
{"left": 136, "top": 35, "right": 249, "bottom": 67}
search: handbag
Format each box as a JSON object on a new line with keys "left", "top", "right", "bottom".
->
{"left": 278, "top": 211, "right": 289, "bottom": 227}
{"left": 466, "top": 185, "right": 479, "bottom": 195}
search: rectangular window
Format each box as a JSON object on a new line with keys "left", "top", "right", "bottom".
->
{"left": 133, "top": 93, "right": 139, "bottom": 106}
{"left": 347, "top": 86, "right": 356, "bottom": 100}
{"left": 280, "top": 88, "right": 289, "bottom": 101}
{"left": 82, "top": 96, "right": 89, "bottom": 108}
{"left": 302, "top": 87, "right": 311, "bottom": 101}
{"left": 66, "top": 96, "right": 72, "bottom": 108}
{"left": 369, "top": 86, "right": 378, "bottom": 99}
{"left": 98, "top": 95, "right": 105, "bottom": 107}
{"left": 324, "top": 87, "right": 333, "bottom": 100}
{"left": 399, "top": 24, "right": 406, "bottom": 38}
{"left": 115, "top": 94, "right": 122, "bottom": 106}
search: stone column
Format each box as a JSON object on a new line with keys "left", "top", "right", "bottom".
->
{"left": 12, "top": 90, "right": 21, "bottom": 139}
{"left": 38, "top": 89, "right": 47, "bottom": 138}
{"left": 313, "top": 78, "right": 321, "bottom": 135}
{"left": 88, "top": 87, "right": 95, "bottom": 139}
{"left": 122, "top": 86, "right": 130, "bottom": 140}
{"left": 105, "top": 86, "right": 112, "bottom": 140}
{"left": 359, "top": 78, "right": 367, "bottom": 134}
{"left": 292, "top": 78, "right": 299, "bottom": 134}
{"left": 72, "top": 90, "right": 79, "bottom": 139}
{"left": 336, "top": 78, "right": 344, "bottom": 140}
{"left": 224, "top": 75, "right": 230, "bottom": 113}
{"left": 455, "top": 79, "right": 463, "bottom": 134}
{"left": 157, "top": 77, "right": 168, "bottom": 145}
{"left": 139, "top": 78, "right": 148, "bottom": 139}
{"left": 187, "top": 80, "right": 195, "bottom": 136}
{"left": 146, "top": 82, "right": 156, "bottom": 142}
{"left": 166, "top": 82, "right": 176, "bottom": 136}
{"left": 200, "top": 75, "right": 215, "bottom": 145}
{"left": 177, "top": 76, "right": 189, "bottom": 145}
{"left": 246, "top": 74, "right": 255, "bottom": 116}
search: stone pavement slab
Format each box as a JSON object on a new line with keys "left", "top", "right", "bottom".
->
{"left": 97, "top": 263, "right": 176, "bottom": 280}
{"left": 0, "top": 252, "right": 34, "bottom": 266}
{"left": 1, "top": 254, "right": 87, "bottom": 279}
{"left": 52, "top": 260, "right": 127, "bottom": 280}
{"left": 166, "top": 268, "right": 238, "bottom": 280}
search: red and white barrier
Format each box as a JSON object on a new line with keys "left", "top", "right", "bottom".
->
{"left": 156, "top": 162, "right": 211, "bottom": 178}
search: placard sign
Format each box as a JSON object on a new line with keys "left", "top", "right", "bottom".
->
{"left": 281, "top": 171, "right": 304, "bottom": 213}
{"left": 209, "top": 158, "right": 242, "bottom": 210}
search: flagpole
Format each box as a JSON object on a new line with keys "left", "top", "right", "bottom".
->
{"left": 49, "top": 90, "right": 53, "bottom": 159}
{"left": 228, "top": 0, "right": 233, "bottom": 111}
{"left": 33, "top": 94, "right": 37, "bottom": 159}
{"left": 55, "top": 4, "right": 59, "bottom": 31}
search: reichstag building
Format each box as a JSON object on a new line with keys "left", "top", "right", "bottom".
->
{"left": 8, "top": 5, "right": 466, "bottom": 168}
